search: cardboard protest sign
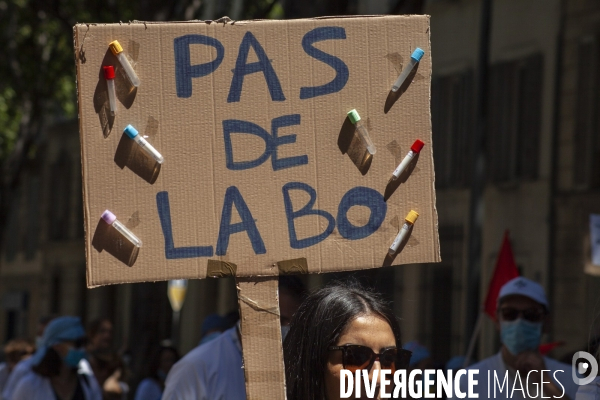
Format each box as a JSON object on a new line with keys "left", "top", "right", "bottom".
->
{"left": 74, "top": 16, "right": 440, "bottom": 287}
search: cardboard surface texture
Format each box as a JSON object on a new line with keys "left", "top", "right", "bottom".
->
{"left": 74, "top": 16, "right": 440, "bottom": 287}
{"left": 237, "top": 277, "right": 286, "bottom": 399}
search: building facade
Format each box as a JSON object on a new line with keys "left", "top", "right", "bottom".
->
{"left": 414, "top": 0, "right": 563, "bottom": 360}
{"left": 553, "top": 0, "right": 600, "bottom": 357}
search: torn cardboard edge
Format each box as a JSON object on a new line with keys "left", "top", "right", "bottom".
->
{"left": 74, "top": 14, "right": 429, "bottom": 28}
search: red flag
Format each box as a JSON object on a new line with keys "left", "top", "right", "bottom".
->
{"left": 483, "top": 231, "right": 519, "bottom": 319}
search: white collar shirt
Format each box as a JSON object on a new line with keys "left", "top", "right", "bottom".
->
{"left": 10, "top": 359, "right": 102, "bottom": 400}
{"left": 162, "top": 326, "right": 246, "bottom": 400}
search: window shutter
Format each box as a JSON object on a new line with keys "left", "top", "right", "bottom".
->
{"left": 48, "top": 151, "right": 72, "bottom": 241}
{"left": 517, "top": 54, "right": 543, "bottom": 181}
{"left": 4, "top": 190, "right": 21, "bottom": 262}
{"left": 488, "top": 61, "right": 516, "bottom": 183}
{"left": 25, "top": 176, "right": 40, "bottom": 260}
{"left": 453, "top": 71, "right": 475, "bottom": 187}
{"left": 488, "top": 54, "right": 543, "bottom": 183}
{"left": 432, "top": 71, "right": 475, "bottom": 189}
{"left": 574, "top": 38, "right": 598, "bottom": 188}
{"left": 432, "top": 76, "right": 451, "bottom": 188}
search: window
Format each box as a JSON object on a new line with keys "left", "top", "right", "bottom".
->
{"left": 25, "top": 176, "right": 40, "bottom": 260}
{"left": 4, "top": 189, "right": 21, "bottom": 262}
{"left": 48, "top": 151, "right": 72, "bottom": 241}
{"left": 51, "top": 273, "right": 61, "bottom": 314}
{"left": 487, "top": 54, "right": 543, "bottom": 183}
{"left": 75, "top": 177, "right": 84, "bottom": 239}
{"left": 574, "top": 37, "right": 600, "bottom": 189}
{"left": 431, "top": 70, "right": 475, "bottom": 189}
{"left": 420, "top": 225, "right": 464, "bottom": 362}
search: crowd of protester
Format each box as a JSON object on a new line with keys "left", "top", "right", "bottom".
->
{"left": 0, "top": 276, "right": 599, "bottom": 399}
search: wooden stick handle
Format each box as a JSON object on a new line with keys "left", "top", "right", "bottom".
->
{"left": 237, "top": 276, "right": 287, "bottom": 400}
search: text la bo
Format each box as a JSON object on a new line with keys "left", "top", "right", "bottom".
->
{"left": 155, "top": 183, "right": 387, "bottom": 259}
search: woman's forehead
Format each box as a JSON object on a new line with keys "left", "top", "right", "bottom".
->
{"left": 336, "top": 314, "right": 395, "bottom": 348}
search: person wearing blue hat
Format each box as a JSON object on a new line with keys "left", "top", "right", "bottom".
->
{"left": 198, "top": 314, "right": 227, "bottom": 346}
{"left": 449, "top": 277, "right": 578, "bottom": 399}
{"left": 11, "top": 316, "right": 102, "bottom": 400}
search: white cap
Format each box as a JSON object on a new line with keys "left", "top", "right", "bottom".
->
{"left": 498, "top": 277, "right": 548, "bottom": 310}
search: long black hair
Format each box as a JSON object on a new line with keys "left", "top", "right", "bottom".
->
{"left": 283, "top": 280, "right": 402, "bottom": 400}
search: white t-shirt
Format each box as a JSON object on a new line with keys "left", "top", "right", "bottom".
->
{"left": 2, "top": 357, "right": 33, "bottom": 400}
{"left": 0, "top": 363, "right": 10, "bottom": 395}
{"left": 134, "top": 378, "right": 162, "bottom": 400}
{"left": 11, "top": 359, "right": 102, "bottom": 400}
{"left": 162, "top": 326, "right": 246, "bottom": 400}
{"left": 448, "top": 352, "right": 578, "bottom": 399}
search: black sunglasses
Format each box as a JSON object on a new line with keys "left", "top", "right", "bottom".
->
{"left": 328, "top": 344, "right": 412, "bottom": 373}
{"left": 499, "top": 307, "right": 546, "bottom": 323}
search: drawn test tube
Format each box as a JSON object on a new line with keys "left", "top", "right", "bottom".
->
{"left": 124, "top": 124, "right": 164, "bottom": 164}
{"left": 109, "top": 40, "right": 140, "bottom": 87}
{"left": 389, "top": 210, "right": 419, "bottom": 255}
{"left": 347, "top": 109, "right": 376, "bottom": 155}
{"left": 391, "top": 139, "right": 425, "bottom": 181}
{"left": 391, "top": 48, "right": 424, "bottom": 92}
{"left": 103, "top": 66, "right": 117, "bottom": 115}
{"left": 102, "top": 210, "right": 142, "bottom": 247}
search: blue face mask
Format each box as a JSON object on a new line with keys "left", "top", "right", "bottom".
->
{"left": 64, "top": 348, "right": 87, "bottom": 368}
{"left": 500, "top": 319, "right": 542, "bottom": 355}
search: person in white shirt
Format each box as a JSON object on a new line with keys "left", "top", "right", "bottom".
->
{"left": 11, "top": 316, "right": 102, "bottom": 400}
{"left": 162, "top": 276, "right": 305, "bottom": 400}
{"left": 450, "top": 277, "right": 578, "bottom": 399}
{"left": 2, "top": 358, "right": 34, "bottom": 400}
{"left": 0, "top": 364, "right": 8, "bottom": 396}
{"left": 0, "top": 339, "right": 34, "bottom": 395}
{"left": 162, "top": 324, "right": 244, "bottom": 400}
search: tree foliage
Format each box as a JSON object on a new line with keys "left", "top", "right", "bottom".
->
{"left": 0, "top": 0, "right": 301, "bottom": 165}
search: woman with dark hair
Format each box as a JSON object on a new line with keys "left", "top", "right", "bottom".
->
{"left": 12, "top": 316, "right": 102, "bottom": 400}
{"left": 133, "top": 344, "right": 179, "bottom": 400}
{"left": 284, "top": 281, "right": 411, "bottom": 400}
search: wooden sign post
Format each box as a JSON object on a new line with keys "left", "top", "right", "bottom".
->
{"left": 237, "top": 277, "right": 286, "bottom": 399}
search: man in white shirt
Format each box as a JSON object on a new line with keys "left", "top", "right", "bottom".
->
{"left": 162, "top": 324, "right": 244, "bottom": 400}
{"left": 162, "top": 276, "right": 305, "bottom": 400}
{"left": 450, "top": 277, "right": 578, "bottom": 399}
